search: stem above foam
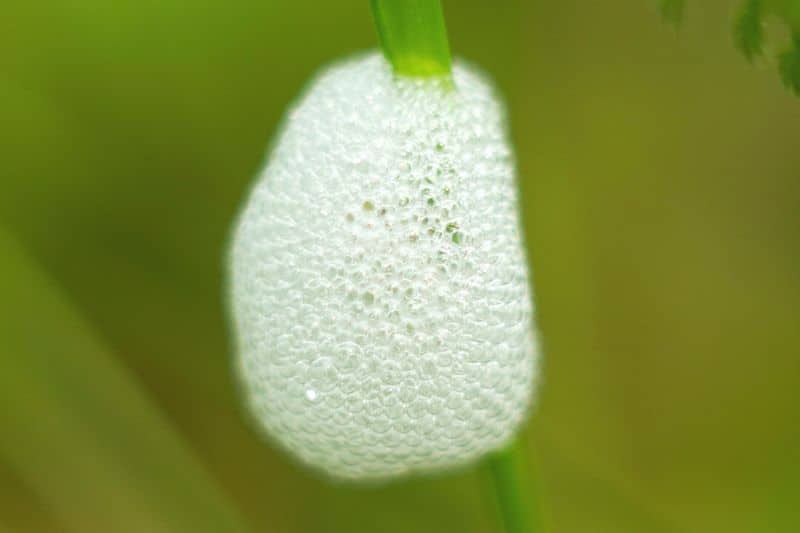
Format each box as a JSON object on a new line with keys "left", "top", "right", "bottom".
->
{"left": 370, "top": 0, "right": 452, "bottom": 78}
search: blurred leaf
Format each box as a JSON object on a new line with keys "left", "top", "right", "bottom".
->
{"left": 536, "top": 431, "right": 680, "bottom": 533}
{"left": 659, "top": 0, "right": 686, "bottom": 28}
{"left": 778, "top": 35, "right": 800, "bottom": 94}
{"left": 0, "top": 228, "right": 250, "bottom": 533}
{"left": 0, "top": 458, "right": 66, "bottom": 533}
{"left": 734, "top": 0, "right": 765, "bottom": 62}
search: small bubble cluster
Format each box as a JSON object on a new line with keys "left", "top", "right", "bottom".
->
{"left": 229, "top": 52, "right": 539, "bottom": 481}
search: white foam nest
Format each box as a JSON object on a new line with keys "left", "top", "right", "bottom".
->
{"left": 229, "top": 52, "right": 539, "bottom": 481}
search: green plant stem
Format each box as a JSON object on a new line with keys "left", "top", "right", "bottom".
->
{"left": 485, "top": 438, "right": 542, "bottom": 533}
{"left": 369, "top": 3, "right": 539, "bottom": 531}
{"left": 370, "top": 0, "right": 451, "bottom": 77}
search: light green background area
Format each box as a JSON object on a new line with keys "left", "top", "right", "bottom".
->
{"left": 1, "top": 1, "right": 799, "bottom": 532}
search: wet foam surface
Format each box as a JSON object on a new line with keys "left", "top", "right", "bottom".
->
{"left": 230, "top": 52, "right": 538, "bottom": 480}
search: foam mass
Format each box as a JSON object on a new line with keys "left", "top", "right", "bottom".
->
{"left": 230, "top": 52, "right": 538, "bottom": 480}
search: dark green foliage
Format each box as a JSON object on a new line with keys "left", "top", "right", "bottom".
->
{"left": 734, "top": 0, "right": 765, "bottom": 61}
{"left": 662, "top": 0, "right": 800, "bottom": 95}
{"left": 659, "top": 0, "right": 686, "bottom": 28}
{"left": 778, "top": 34, "right": 800, "bottom": 93}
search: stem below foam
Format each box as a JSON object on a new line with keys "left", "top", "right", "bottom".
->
{"left": 485, "top": 437, "right": 543, "bottom": 533}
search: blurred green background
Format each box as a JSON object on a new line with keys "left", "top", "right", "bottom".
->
{"left": 1, "top": 1, "right": 799, "bottom": 532}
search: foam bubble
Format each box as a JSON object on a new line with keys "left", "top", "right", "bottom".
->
{"left": 230, "top": 52, "right": 539, "bottom": 481}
